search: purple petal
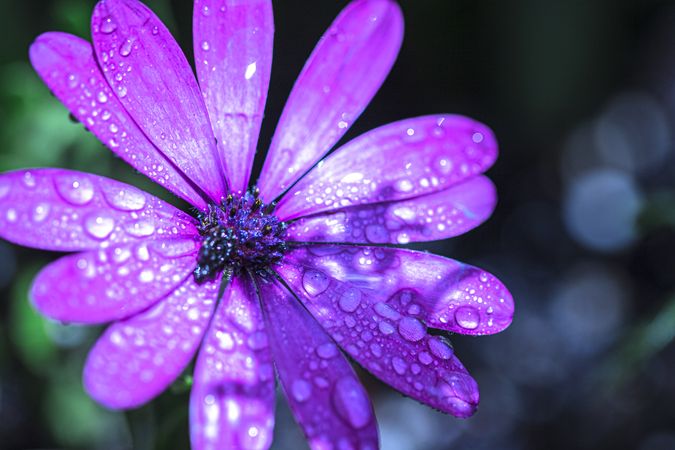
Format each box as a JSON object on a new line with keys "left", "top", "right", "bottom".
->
{"left": 287, "top": 176, "right": 496, "bottom": 244}
{"left": 194, "top": 0, "right": 273, "bottom": 194}
{"left": 29, "top": 32, "right": 207, "bottom": 209}
{"left": 84, "top": 275, "right": 219, "bottom": 409}
{"left": 0, "top": 169, "right": 197, "bottom": 252}
{"left": 258, "top": 0, "right": 403, "bottom": 201}
{"left": 278, "top": 247, "right": 486, "bottom": 417}
{"left": 190, "top": 275, "right": 275, "bottom": 450}
{"left": 91, "top": 0, "right": 226, "bottom": 202}
{"left": 282, "top": 245, "right": 513, "bottom": 337}
{"left": 31, "top": 239, "right": 198, "bottom": 324}
{"left": 275, "top": 115, "right": 498, "bottom": 221}
{"left": 256, "top": 275, "right": 379, "bottom": 450}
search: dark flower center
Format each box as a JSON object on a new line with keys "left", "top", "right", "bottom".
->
{"left": 193, "top": 188, "right": 287, "bottom": 283}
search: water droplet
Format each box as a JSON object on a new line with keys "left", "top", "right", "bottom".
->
{"left": 398, "top": 317, "right": 426, "bottom": 342}
{"left": 454, "top": 306, "right": 479, "bottom": 330}
{"left": 125, "top": 220, "right": 155, "bottom": 237}
{"left": 374, "top": 302, "right": 401, "bottom": 321}
{"left": 202, "top": 5, "right": 211, "bottom": 16}
{"left": 117, "top": 85, "right": 128, "bottom": 98}
{"left": 22, "top": 172, "right": 36, "bottom": 188}
{"left": 84, "top": 213, "right": 115, "bottom": 240}
{"left": 6, "top": 208, "right": 17, "bottom": 222}
{"left": 378, "top": 321, "right": 395, "bottom": 335}
{"left": 119, "top": 38, "right": 133, "bottom": 57}
{"left": 332, "top": 377, "right": 372, "bottom": 429}
{"left": 395, "top": 179, "right": 413, "bottom": 193}
{"left": 55, "top": 175, "right": 95, "bottom": 205}
{"left": 302, "top": 269, "right": 329, "bottom": 296}
{"left": 244, "top": 62, "right": 257, "bottom": 80}
{"left": 291, "top": 379, "right": 312, "bottom": 403}
{"left": 418, "top": 352, "right": 432, "bottom": 365}
{"left": 201, "top": 40, "right": 210, "bottom": 51}
{"left": 97, "top": 91, "right": 108, "bottom": 103}
{"left": 316, "top": 342, "right": 338, "bottom": 359}
{"left": 103, "top": 187, "right": 146, "bottom": 211}
{"left": 32, "top": 203, "right": 50, "bottom": 222}
{"left": 472, "top": 132, "right": 484, "bottom": 143}
{"left": 100, "top": 16, "right": 117, "bottom": 34}
{"left": 0, "top": 179, "right": 9, "bottom": 199}
{"left": 392, "top": 357, "right": 407, "bottom": 375}
{"left": 109, "top": 123, "right": 119, "bottom": 133}
{"left": 428, "top": 336, "right": 454, "bottom": 360}
{"left": 338, "top": 288, "right": 361, "bottom": 312}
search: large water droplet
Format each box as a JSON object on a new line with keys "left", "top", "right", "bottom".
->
{"left": 392, "top": 357, "right": 407, "bottom": 375}
{"left": 398, "top": 317, "right": 426, "bottom": 342}
{"left": 84, "top": 212, "right": 115, "bottom": 240}
{"left": 32, "top": 203, "right": 50, "bottom": 222}
{"left": 338, "top": 288, "right": 361, "bottom": 312}
{"left": 125, "top": 220, "right": 155, "bottom": 237}
{"left": 374, "top": 302, "right": 401, "bottom": 321}
{"left": 55, "top": 175, "right": 95, "bottom": 205}
{"left": 291, "top": 379, "right": 312, "bottom": 403}
{"left": 103, "top": 187, "right": 146, "bottom": 211}
{"left": 316, "top": 342, "right": 338, "bottom": 359}
{"left": 454, "top": 306, "right": 479, "bottom": 330}
{"left": 428, "top": 335, "right": 454, "bottom": 360}
{"left": 302, "top": 269, "right": 329, "bottom": 296}
{"left": 100, "top": 16, "right": 117, "bottom": 34}
{"left": 119, "top": 38, "right": 133, "bottom": 57}
{"left": 332, "top": 377, "right": 372, "bottom": 429}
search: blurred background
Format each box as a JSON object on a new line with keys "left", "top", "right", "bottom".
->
{"left": 1, "top": 0, "right": 675, "bottom": 449}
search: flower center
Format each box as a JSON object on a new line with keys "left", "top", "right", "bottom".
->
{"left": 193, "top": 189, "right": 287, "bottom": 283}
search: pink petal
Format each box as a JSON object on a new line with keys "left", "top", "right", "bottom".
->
{"left": 31, "top": 238, "right": 198, "bottom": 324}
{"left": 287, "top": 176, "right": 496, "bottom": 244}
{"left": 84, "top": 275, "right": 220, "bottom": 409}
{"left": 0, "top": 169, "right": 197, "bottom": 251}
{"left": 257, "top": 0, "right": 403, "bottom": 202}
{"left": 282, "top": 245, "right": 513, "bottom": 337}
{"left": 190, "top": 275, "right": 275, "bottom": 450}
{"left": 278, "top": 246, "right": 479, "bottom": 417}
{"left": 29, "top": 32, "right": 207, "bottom": 209}
{"left": 194, "top": 0, "right": 274, "bottom": 194}
{"left": 275, "top": 115, "right": 498, "bottom": 221}
{"left": 91, "top": 0, "right": 226, "bottom": 202}
{"left": 256, "top": 275, "right": 379, "bottom": 450}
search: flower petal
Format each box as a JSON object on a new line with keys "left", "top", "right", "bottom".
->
{"left": 91, "top": 0, "right": 226, "bottom": 202}
{"left": 194, "top": 0, "right": 273, "bottom": 194}
{"left": 281, "top": 245, "right": 513, "bottom": 337}
{"left": 278, "top": 248, "right": 478, "bottom": 417}
{"left": 29, "top": 32, "right": 207, "bottom": 209}
{"left": 0, "top": 169, "right": 197, "bottom": 252}
{"left": 31, "top": 239, "right": 198, "bottom": 324}
{"left": 258, "top": 0, "right": 403, "bottom": 201}
{"left": 256, "top": 275, "right": 379, "bottom": 450}
{"left": 287, "top": 176, "right": 496, "bottom": 244}
{"left": 84, "top": 275, "right": 219, "bottom": 409}
{"left": 190, "top": 275, "right": 275, "bottom": 450}
{"left": 275, "top": 115, "right": 498, "bottom": 221}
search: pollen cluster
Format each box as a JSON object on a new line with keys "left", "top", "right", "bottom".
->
{"left": 193, "top": 189, "right": 287, "bottom": 283}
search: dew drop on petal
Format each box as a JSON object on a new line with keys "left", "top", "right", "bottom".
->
{"left": 392, "top": 357, "right": 407, "bottom": 375}
{"left": 428, "top": 336, "right": 454, "bottom": 360}
{"left": 100, "top": 16, "right": 117, "bottom": 34}
{"left": 291, "top": 379, "right": 312, "bottom": 403}
{"left": 84, "top": 213, "right": 115, "bottom": 240}
{"left": 32, "top": 203, "right": 50, "bottom": 222}
{"left": 454, "top": 305, "right": 480, "bottom": 330}
{"left": 244, "top": 62, "right": 257, "bottom": 80}
{"left": 119, "top": 38, "right": 133, "bottom": 57}
{"left": 302, "top": 269, "right": 329, "bottom": 296}
{"left": 398, "top": 317, "right": 426, "bottom": 342}
{"left": 103, "top": 187, "right": 146, "bottom": 211}
{"left": 55, "top": 175, "right": 95, "bottom": 205}
{"left": 338, "top": 288, "right": 361, "bottom": 313}
{"left": 316, "top": 342, "right": 338, "bottom": 359}
{"left": 332, "top": 377, "right": 372, "bottom": 429}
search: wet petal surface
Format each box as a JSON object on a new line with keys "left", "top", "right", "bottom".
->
{"left": 29, "top": 32, "right": 207, "bottom": 209}
{"left": 31, "top": 238, "right": 198, "bottom": 324}
{"left": 0, "top": 169, "right": 196, "bottom": 251}
{"left": 256, "top": 275, "right": 379, "bottom": 450}
{"left": 275, "top": 115, "right": 498, "bottom": 221}
{"left": 258, "top": 0, "right": 403, "bottom": 201}
{"left": 92, "top": 0, "right": 226, "bottom": 202}
{"left": 84, "top": 275, "right": 219, "bottom": 409}
{"left": 190, "top": 275, "right": 275, "bottom": 450}
{"left": 287, "top": 176, "right": 496, "bottom": 244}
{"left": 194, "top": 0, "right": 273, "bottom": 194}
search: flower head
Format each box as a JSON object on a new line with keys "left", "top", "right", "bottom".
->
{"left": 1, "top": 0, "right": 514, "bottom": 448}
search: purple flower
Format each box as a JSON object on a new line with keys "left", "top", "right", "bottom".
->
{"left": 1, "top": 0, "right": 514, "bottom": 448}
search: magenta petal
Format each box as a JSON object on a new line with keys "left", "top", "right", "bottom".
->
{"left": 282, "top": 245, "right": 513, "bottom": 337}
{"left": 0, "top": 169, "right": 197, "bottom": 251}
{"left": 258, "top": 0, "right": 403, "bottom": 201}
{"left": 31, "top": 239, "right": 198, "bottom": 324}
{"left": 275, "top": 115, "right": 498, "bottom": 221}
{"left": 194, "top": 0, "right": 273, "bottom": 194}
{"left": 276, "top": 250, "right": 482, "bottom": 417}
{"left": 190, "top": 276, "right": 275, "bottom": 450}
{"left": 91, "top": 0, "right": 226, "bottom": 202}
{"left": 29, "top": 32, "right": 207, "bottom": 209}
{"left": 287, "top": 176, "right": 496, "bottom": 244}
{"left": 256, "top": 275, "right": 379, "bottom": 450}
{"left": 84, "top": 276, "right": 219, "bottom": 409}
